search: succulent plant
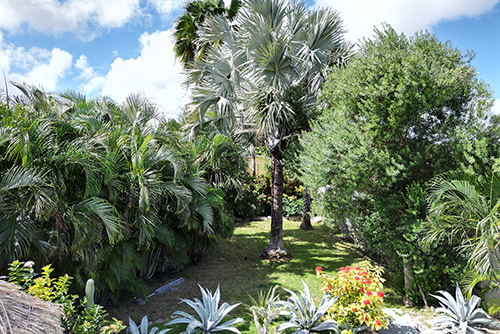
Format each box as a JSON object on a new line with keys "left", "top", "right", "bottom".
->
{"left": 85, "top": 278, "right": 95, "bottom": 309}
{"left": 274, "top": 281, "right": 339, "bottom": 334}
{"left": 247, "top": 285, "right": 282, "bottom": 334}
{"left": 431, "top": 283, "right": 500, "bottom": 333}
{"left": 129, "top": 316, "right": 169, "bottom": 334}
{"left": 166, "top": 285, "right": 243, "bottom": 334}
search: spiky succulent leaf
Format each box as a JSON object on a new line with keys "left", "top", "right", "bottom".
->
{"left": 431, "top": 283, "right": 500, "bottom": 333}
{"left": 166, "top": 285, "right": 242, "bottom": 334}
{"left": 274, "top": 281, "right": 338, "bottom": 334}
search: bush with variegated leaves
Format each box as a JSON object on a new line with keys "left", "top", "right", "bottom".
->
{"left": 315, "top": 265, "right": 389, "bottom": 333}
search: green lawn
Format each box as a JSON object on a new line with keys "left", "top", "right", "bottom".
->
{"left": 109, "top": 219, "right": 404, "bottom": 331}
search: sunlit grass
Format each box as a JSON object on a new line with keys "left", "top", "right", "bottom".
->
{"left": 109, "top": 219, "right": 404, "bottom": 332}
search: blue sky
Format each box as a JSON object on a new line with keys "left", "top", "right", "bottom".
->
{"left": 1, "top": 0, "right": 499, "bottom": 118}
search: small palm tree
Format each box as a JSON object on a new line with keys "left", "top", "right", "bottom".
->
{"left": 422, "top": 171, "right": 500, "bottom": 286}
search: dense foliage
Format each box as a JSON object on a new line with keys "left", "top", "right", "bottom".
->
{"left": 0, "top": 84, "right": 236, "bottom": 298}
{"left": 300, "top": 25, "right": 499, "bottom": 304}
{"left": 316, "top": 265, "right": 388, "bottom": 332}
{"left": 8, "top": 260, "right": 125, "bottom": 333}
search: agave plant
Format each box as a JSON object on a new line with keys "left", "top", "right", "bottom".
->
{"left": 274, "top": 281, "right": 339, "bottom": 334}
{"left": 166, "top": 285, "right": 243, "bottom": 334}
{"left": 431, "top": 283, "right": 500, "bottom": 333}
{"left": 128, "top": 316, "right": 169, "bottom": 334}
{"left": 246, "top": 285, "right": 282, "bottom": 334}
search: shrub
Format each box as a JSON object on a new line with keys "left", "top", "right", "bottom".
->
{"left": 283, "top": 194, "right": 303, "bottom": 218}
{"left": 316, "top": 265, "right": 388, "bottom": 332}
{"left": 8, "top": 260, "right": 125, "bottom": 334}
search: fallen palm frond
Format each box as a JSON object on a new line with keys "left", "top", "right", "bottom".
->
{"left": 0, "top": 280, "right": 63, "bottom": 334}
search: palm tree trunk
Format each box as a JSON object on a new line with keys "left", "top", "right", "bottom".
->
{"left": 300, "top": 187, "right": 313, "bottom": 230}
{"left": 261, "top": 146, "right": 291, "bottom": 260}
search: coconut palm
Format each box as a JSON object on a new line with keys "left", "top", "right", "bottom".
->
{"left": 173, "top": 0, "right": 241, "bottom": 66}
{"left": 185, "top": 0, "right": 352, "bottom": 259}
{"left": 422, "top": 171, "right": 500, "bottom": 288}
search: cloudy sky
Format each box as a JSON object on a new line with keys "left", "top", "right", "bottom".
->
{"left": 0, "top": 0, "right": 499, "bottom": 118}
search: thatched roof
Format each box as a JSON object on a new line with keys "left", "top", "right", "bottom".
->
{"left": 0, "top": 280, "right": 63, "bottom": 334}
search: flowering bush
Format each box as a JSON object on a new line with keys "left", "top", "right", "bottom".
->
{"left": 316, "top": 265, "right": 389, "bottom": 333}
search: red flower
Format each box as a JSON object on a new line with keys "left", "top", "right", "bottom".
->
{"left": 375, "top": 320, "right": 382, "bottom": 326}
{"left": 362, "top": 271, "right": 368, "bottom": 275}
{"left": 366, "top": 290, "right": 372, "bottom": 296}
{"left": 377, "top": 291, "right": 385, "bottom": 297}
{"left": 355, "top": 267, "right": 361, "bottom": 270}
{"left": 360, "top": 287, "right": 365, "bottom": 292}
{"left": 345, "top": 286, "right": 349, "bottom": 291}
{"left": 315, "top": 266, "right": 322, "bottom": 271}
{"left": 363, "top": 300, "right": 370, "bottom": 305}
{"left": 340, "top": 267, "right": 345, "bottom": 271}
{"left": 328, "top": 286, "right": 332, "bottom": 290}
{"left": 363, "top": 278, "right": 371, "bottom": 284}
{"left": 352, "top": 308, "right": 357, "bottom": 312}
{"left": 355, "top": 276, "right": 360, "bottom": 280}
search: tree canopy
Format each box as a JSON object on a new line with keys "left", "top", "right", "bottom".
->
{"left": 300, "top": 25, "right": 499, "bottom": 304}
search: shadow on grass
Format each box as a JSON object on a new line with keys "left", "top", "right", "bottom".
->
{"left": 108, "top": 220, "right": 379, "bottom": 326}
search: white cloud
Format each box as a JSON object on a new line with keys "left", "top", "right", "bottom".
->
{"left": 491, "top": 99, "right": 500, "bottom": 115}
{"left": 0, "top": 33, "right": 72, "bottom": 91}
{"left": 312, "top": 0, "right": 500, "bottom": 42}
{"left": 0, "top": 0, "right": 141, "bottom": 36}
{"left": 147, "top": 0, "right": 183, "bottom": 17}
{"left": 77, "top": 29, "right": 188, "bottom": 118}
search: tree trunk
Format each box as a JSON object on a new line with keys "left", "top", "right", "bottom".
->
{"left": 300, "top": 187, "right": 313, "bottom": 230}
{"left": 402, "top": 257, "right": 415, "bottom": 307}
{"left": 261, "top": 146, "right": 291, "bottom": 260}
{"left": 252, "top": 151, "right": 256, "bottom": 177}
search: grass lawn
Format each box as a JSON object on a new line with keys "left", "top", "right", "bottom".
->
{"left": 109, "top": 219, "right": 404, "bottom": 331}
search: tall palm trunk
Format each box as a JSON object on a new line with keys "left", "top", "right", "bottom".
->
{"left": 261, "top": 145, "right": 291, "bottom": 259}
{"left": 300, "top": 187, "right": 313, "bottom": 230}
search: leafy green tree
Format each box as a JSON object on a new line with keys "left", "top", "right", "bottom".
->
{"left": 300, "top": 25, "right": 497, "bottom": 304}
{"left": 185, "top": 0, "right": 351, "bottom": 259}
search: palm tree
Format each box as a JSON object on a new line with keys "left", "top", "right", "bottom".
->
{"left": 422, "top": 171, "right": 500, "bottom": 289}
{"left": 173, "top": 0, "right": 241, "bottom": 67}
{"left": 184, "top": 0, "right": 351, "bottom": 259}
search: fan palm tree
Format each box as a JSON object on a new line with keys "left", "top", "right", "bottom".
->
{"left": 184, "top": 0, "right": 352, "bottom": 259}
{"left": 422, "top": 171, "right": 500, "bottom": 288}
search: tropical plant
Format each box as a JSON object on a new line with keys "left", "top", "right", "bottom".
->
{"left": 167, "top": 285, "right": 243, "bottom": 334}
{"left": 431, "top": 283, "right": 500, "bottom": 333}
{"left": 7, "top": 260, "right": 125, "bottom": 334}
{"left": 316, "top": 265, "right": 388, "bottom": 332}
{"left": 246, "top": 285, "right": 282, "bottom": 334}
{"left": 0, "top": 83, "right": 236, "bottom": 297}
{"left": 128, "top": 316, "right": 169, "bottom": 334}
{"left": 423, "top": 171, "right": 500, "bottom": 290}
{"left": 274, "top": 281, "right": 339, "bottom": 334}
{"left": 173, "top": 0, "right": 241, "bottom": 66}
{"left": 184, "top": 0, "right": 352, "bottom": 259}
